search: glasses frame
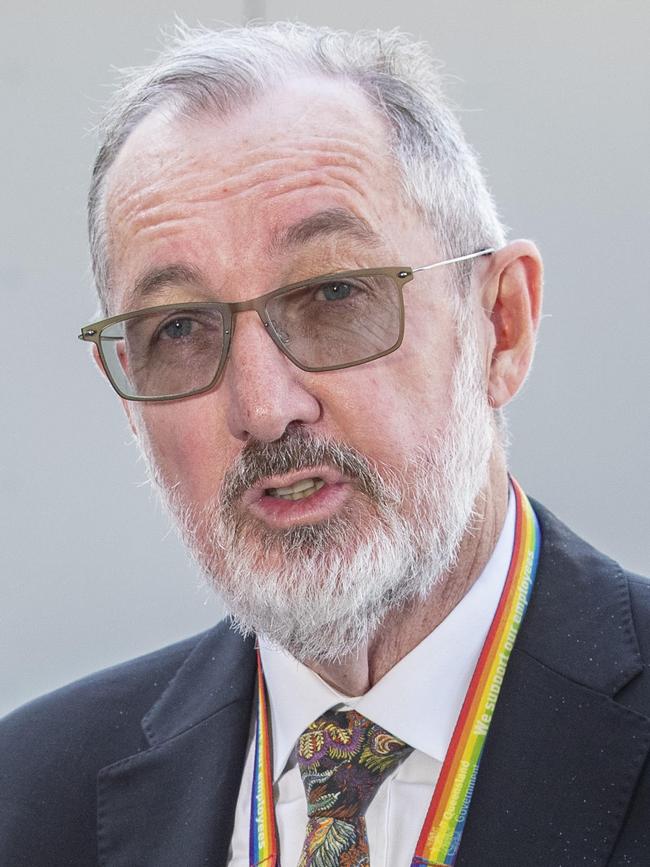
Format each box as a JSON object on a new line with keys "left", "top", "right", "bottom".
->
{"left": 79, "top": 248, "right": 494, "bottom": 402}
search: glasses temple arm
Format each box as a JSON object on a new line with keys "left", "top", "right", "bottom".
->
{"left": 412, "top": 248, "right": 495, "bottom": 273}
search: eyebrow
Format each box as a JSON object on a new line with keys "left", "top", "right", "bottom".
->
{"left": 126, "top": 263, "right": 207, "bottom": 309}
{"left": 124, "top": 208, "right": 383, "bottom": 309}
{"left": 269, "top": 207, "right": 384, "bottom": 254}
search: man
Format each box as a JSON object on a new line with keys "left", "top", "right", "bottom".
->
{"left": 1, "top": 22, "right": 648, "bottom": 867}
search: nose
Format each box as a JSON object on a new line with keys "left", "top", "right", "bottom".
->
{"left": 222, "top": 310, "right": 322, "bottom": 442}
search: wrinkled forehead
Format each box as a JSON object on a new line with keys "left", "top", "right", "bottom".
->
{"left": 100, "top": 76, "right": 427, "bottom": 314}
{"left": 100, "top": 76, "right": 420, "bottom": 313}
{"left": 103, "top": 75, "right": 405, "bottom": 245}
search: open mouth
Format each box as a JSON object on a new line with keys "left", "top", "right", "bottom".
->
{"left": 243, "top": 469, "right": 352, "bottom": 528}
{"left": 265, "top": 476, "right": 326, "bottom": 501}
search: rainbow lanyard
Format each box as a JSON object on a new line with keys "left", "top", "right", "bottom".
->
{"left": 249, "top": 478, "right": 541, "bottom": 867}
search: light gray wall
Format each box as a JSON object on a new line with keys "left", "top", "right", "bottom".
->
{"left": 1, "top": 0, "right": 648, "bottom": 717}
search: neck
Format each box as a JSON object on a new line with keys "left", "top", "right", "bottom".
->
{"left": 308, "top": 450, "right": 509, "bottom": 696}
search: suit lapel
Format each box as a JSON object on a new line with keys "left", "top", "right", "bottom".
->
{"left": 97, "top": 622, "right": 257, "bottom": 867}
{"left": 457, "top": 500, "right": 650, "bottom": 866}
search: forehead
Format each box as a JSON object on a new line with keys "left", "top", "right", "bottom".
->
{"left": 107, "top": 75, "right": 395, "bottom": 188}
{"left": 103, "top": 77, "right": 416, "bottom": 309}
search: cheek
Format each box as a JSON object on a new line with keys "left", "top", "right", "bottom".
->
{"left": 324, "top": 345, "right": 455, "bottom": 469}
{"left": 397, "top": 304, "right": 458, "bottom": 411}
{"left": 136, "top": 398, "right": 231, "bottom": 506}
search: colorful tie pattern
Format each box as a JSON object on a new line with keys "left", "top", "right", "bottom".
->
{"left": 297, "top": 709, "right": 413, "bottom": 866}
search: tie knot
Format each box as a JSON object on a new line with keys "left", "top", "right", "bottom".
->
{"left": 297, "top": 709, "right": 412, "bottom": 821}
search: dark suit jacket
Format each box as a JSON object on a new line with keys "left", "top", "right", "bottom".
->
{"left": 2, "top": 500, "right": 649, "bottom": 866}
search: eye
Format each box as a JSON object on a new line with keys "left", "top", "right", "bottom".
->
{"left": 159, "top": 317, "right": 195, "bottom": 340}
{"left": 314, "top": 281, "right": 355, "bottom": 302}
{"left": 146, "top": 308, "right": 223, "bottom": 349}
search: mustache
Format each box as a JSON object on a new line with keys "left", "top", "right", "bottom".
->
{"left": 219, "top": 426, "right": 393, "bottom": 510}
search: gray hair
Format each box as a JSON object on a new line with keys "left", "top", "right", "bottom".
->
{"left": 88, "top": 21, "right": 507, "bottom": 313}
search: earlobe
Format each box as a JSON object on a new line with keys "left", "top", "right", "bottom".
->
{"left": 485, "top": 240, "right": 543, "bottom": 409}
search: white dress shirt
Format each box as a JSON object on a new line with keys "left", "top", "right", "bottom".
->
{"left": 228, "top": 487, "right": 515, "bottom": 866}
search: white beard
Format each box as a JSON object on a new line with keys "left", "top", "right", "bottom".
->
{"left": 140, "top": 301, "right": 495, "bottom": 663}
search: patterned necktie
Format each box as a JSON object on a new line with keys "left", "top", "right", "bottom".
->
{"left": 296, "top": 708, "right": 413, "bottom": 866}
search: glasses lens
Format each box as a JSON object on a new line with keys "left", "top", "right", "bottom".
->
{"left": 100, "top": 306, "right": 225, "bottom": 399}
{"left": 265, "top": 273, "right": 402, "bottom": 369}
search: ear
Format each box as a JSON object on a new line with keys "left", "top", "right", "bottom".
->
{"left": 91, "top": 344, "right": 139, "bottom": 439}
{"left": 481, "top": 240, "right": 543, "bottom": 409}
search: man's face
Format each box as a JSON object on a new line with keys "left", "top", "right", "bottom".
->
{"left": 104, "top": 77, "right": 495, "bottom": 659}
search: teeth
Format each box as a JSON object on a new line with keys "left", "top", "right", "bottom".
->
{"left": 274, "top": 477, "right": 319, "bottom": 495}
{"left": 267, "top": 477, "right": 325, "bottom": 500}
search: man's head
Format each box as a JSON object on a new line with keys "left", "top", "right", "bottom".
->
{"left": 88, "top": 23, "right": 541, "bottom": 661}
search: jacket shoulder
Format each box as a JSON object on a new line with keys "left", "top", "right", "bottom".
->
{"left": 524, "top": 498, "right": 649, "bottom": 700}
{"left": 1, "top": 625, "right": 210, "bottom": 751}
{"left": 0, "top": 621, "right": 228, "bottom": 865}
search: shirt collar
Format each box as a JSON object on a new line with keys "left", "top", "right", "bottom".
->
{"left": 259, "top": 484, "right": 516, "bottom": 780}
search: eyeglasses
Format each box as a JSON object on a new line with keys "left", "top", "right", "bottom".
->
{"left": 79, "top": 248, "right": 494, "bottom": 402}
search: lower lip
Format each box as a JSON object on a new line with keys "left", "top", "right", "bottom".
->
{"left": 247, "top": 482, "right": 351, "bottom": 528}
